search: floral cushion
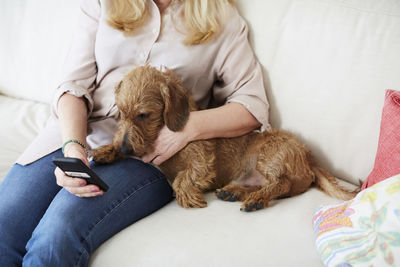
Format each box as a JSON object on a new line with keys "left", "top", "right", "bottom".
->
{"left": 313, "top": 174, "right": 400, "bottom": 267}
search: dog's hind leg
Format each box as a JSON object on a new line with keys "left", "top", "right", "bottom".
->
{"left": 241, "top": 177, "right": 291, "bottom": 212}
{"left": 216, "top": 184, "right": 261, "bottom": 202}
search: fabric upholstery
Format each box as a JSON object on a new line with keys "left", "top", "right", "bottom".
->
{"left": 362, "top": 89, "right": 400, "bottom": 189}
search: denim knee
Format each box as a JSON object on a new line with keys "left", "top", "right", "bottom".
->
{"left": 23, "top": 205, "right": 88, "bottom": 267}
{"left": 21, "top": 158, "right": 173, "bottom": 266}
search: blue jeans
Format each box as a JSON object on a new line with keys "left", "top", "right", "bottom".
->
{"left": 0, "top": 150, "right": 173, "bottom": 266}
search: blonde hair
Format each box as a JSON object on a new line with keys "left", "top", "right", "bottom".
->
{"left": 107, "top": 0, "right": 234, "bottom": 45}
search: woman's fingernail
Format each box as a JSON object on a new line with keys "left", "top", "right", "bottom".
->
{"left": 80, "top": 181, "right": 86, "bottom": 186}
{"left": 92, "top": 188, "right": 99, "bottom": 192}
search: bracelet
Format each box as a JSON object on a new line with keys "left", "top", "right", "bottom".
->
{"left": 62, "top": 139, "right": 87, "bottom": 154}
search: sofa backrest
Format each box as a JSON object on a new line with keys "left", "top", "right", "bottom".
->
{"left": 0, "top": 0, "right": 399, "bottom": 184}
{"left": 0, "top": 0, "right": 78, "bottom": 103}
{"left": 236, "top": 0, "right": 400, "bottom": 184}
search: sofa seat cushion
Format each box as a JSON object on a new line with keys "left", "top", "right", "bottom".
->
{"left": 0, "top": 95, "right": 49, "bottom": 180}
{"left": 89, "top": 188, "right": 349, "bottom": 267}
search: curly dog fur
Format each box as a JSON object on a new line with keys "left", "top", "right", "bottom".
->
{"left": 92, "top": 65, "right": 358, "bottom": 212}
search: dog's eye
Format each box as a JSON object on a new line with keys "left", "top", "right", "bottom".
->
{"left": 137, "top": 113, "right": 151, "bottom": 120}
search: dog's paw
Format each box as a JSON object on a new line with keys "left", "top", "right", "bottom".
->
{"left": 175, "top": 192, "right": 207, "bottom": 209}
{"left": 216, "top": 189, "right": 238, "bottom": 202}
{"left": 240, "top": 202, "right": 266, "bottom": 212}
{"left": 92, "top": 153, "right": 113, "bottom": 164}
{"left": 91, "top": 145, "right": 119, "bottom": 164}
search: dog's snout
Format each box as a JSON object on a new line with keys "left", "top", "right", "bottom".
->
{"left": 120, "top": 133, "right": 133, "bottom": 155}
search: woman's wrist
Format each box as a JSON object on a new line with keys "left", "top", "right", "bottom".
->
{"left": 63, "top": 142, "right": 85, "bottom": 154}
{"left": 62, "top": 139, "right": 88, "bottom": 157}
{"left": 62, "top": 142, "right": 90, "bottom": 167}
{"left": 183, "top": 112, "right": 201, "bottom": 143}
{"left": 62, "top": 139, "right": 87, "bottom": 154}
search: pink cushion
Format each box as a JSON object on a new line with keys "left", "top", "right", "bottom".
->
{"left": 362, "top": 89, "right": 400, "bottom": 189}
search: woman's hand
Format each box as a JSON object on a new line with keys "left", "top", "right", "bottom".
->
{"left": 142, "top": 125, "right": 191, "bottom": 165}
{"left": 141, "top": 103, "right": 260, "bottom": 166}
{"left": 54, "top": 143, "right": 103, "bottom": 197}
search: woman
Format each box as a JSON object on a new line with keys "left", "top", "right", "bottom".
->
{"left": 0, "top": 0, "right": 270, "bottom": 266}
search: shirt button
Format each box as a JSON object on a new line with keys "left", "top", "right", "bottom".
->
{"left": 140, "top": 52, "right": 146, "bottom": 60}
{"left": 152, "top": 28, "right": 158, "bottom": 35}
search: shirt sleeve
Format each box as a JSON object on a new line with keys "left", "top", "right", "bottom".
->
{"left": 212, "top": 8, "right": 271, "bottom": 132}
{"left": 51, "top": 0, "right": 100, "bottom": 118}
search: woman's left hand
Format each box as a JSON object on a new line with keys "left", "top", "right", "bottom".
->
{"left": 142, "top": 125, "right": 191, "bottom": 165}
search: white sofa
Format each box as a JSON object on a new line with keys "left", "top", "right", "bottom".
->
{"left": 1, "top": 0, "right": 399, "bottom": 266}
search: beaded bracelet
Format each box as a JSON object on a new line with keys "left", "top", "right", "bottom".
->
{"left": 62, "top": 139, "right": 87, "bottom": 154}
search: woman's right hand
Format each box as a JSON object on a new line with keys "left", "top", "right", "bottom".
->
{"left": 54, "top": 143, "right": 103, "bottom": 197}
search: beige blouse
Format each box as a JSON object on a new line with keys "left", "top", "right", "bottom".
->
{"left": 17, "top": 0, "right": 270, "bottom": 165}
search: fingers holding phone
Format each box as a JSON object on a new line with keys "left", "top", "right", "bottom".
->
{"left": 54, "top": 167, "right": 103, "bottom": 198}
{"left": 53, "top": 143, "right": 109, "bottom": 197}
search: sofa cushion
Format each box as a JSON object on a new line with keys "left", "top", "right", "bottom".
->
{"left": 0, "top": 95, "right": 49, "bottom": 180}
{"left": 0, "top": 0, "right": 77, "bottom": 103}
{"left": 362, "top": 89, "right": 400, "bottom": 189}
{"left": 89, "top": 188, "right": 345, "bottom": 267}
{"left": 236, "top": 0, "right": 400, "bottom": 185}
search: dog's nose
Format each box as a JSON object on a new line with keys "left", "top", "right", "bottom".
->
{"left": 120, "top": 133, "right": 133, "bottom": 155}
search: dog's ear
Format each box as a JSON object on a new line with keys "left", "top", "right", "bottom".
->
{"left": 160, "top": 76, "right": 190, "bottom": 132}
{"left": 115, "top": 80, "right": 123, "bottom": 94}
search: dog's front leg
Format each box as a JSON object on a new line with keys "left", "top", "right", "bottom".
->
{"left": 172, "top": 170, "right": 207, "bottom": 208}
{"left": 91, "top": 143, "right": 122, "bottom": 164}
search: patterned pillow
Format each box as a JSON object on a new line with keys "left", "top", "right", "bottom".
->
{"left": 312, "top": 174, "right": 400, "bottom": 267}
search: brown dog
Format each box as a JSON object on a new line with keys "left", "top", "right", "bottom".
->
{"left": 92, "top": 65, "right": 358, "bottom": 212}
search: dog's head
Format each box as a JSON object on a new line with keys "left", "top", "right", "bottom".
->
{"left": 115, "top": 65, "right": 194, "bottom": 157}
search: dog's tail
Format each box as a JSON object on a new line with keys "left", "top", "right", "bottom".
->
{"left": 312, "top": 167, "right": 359, "bottom": 200}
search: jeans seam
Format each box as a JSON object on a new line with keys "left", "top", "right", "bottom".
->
{"left": 74, "top": 175, "right": 165, "bottom": 267}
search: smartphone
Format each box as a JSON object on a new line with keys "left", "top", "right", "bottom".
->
{"left": 52, "top": 157, "right": 109, "bottom": 192}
